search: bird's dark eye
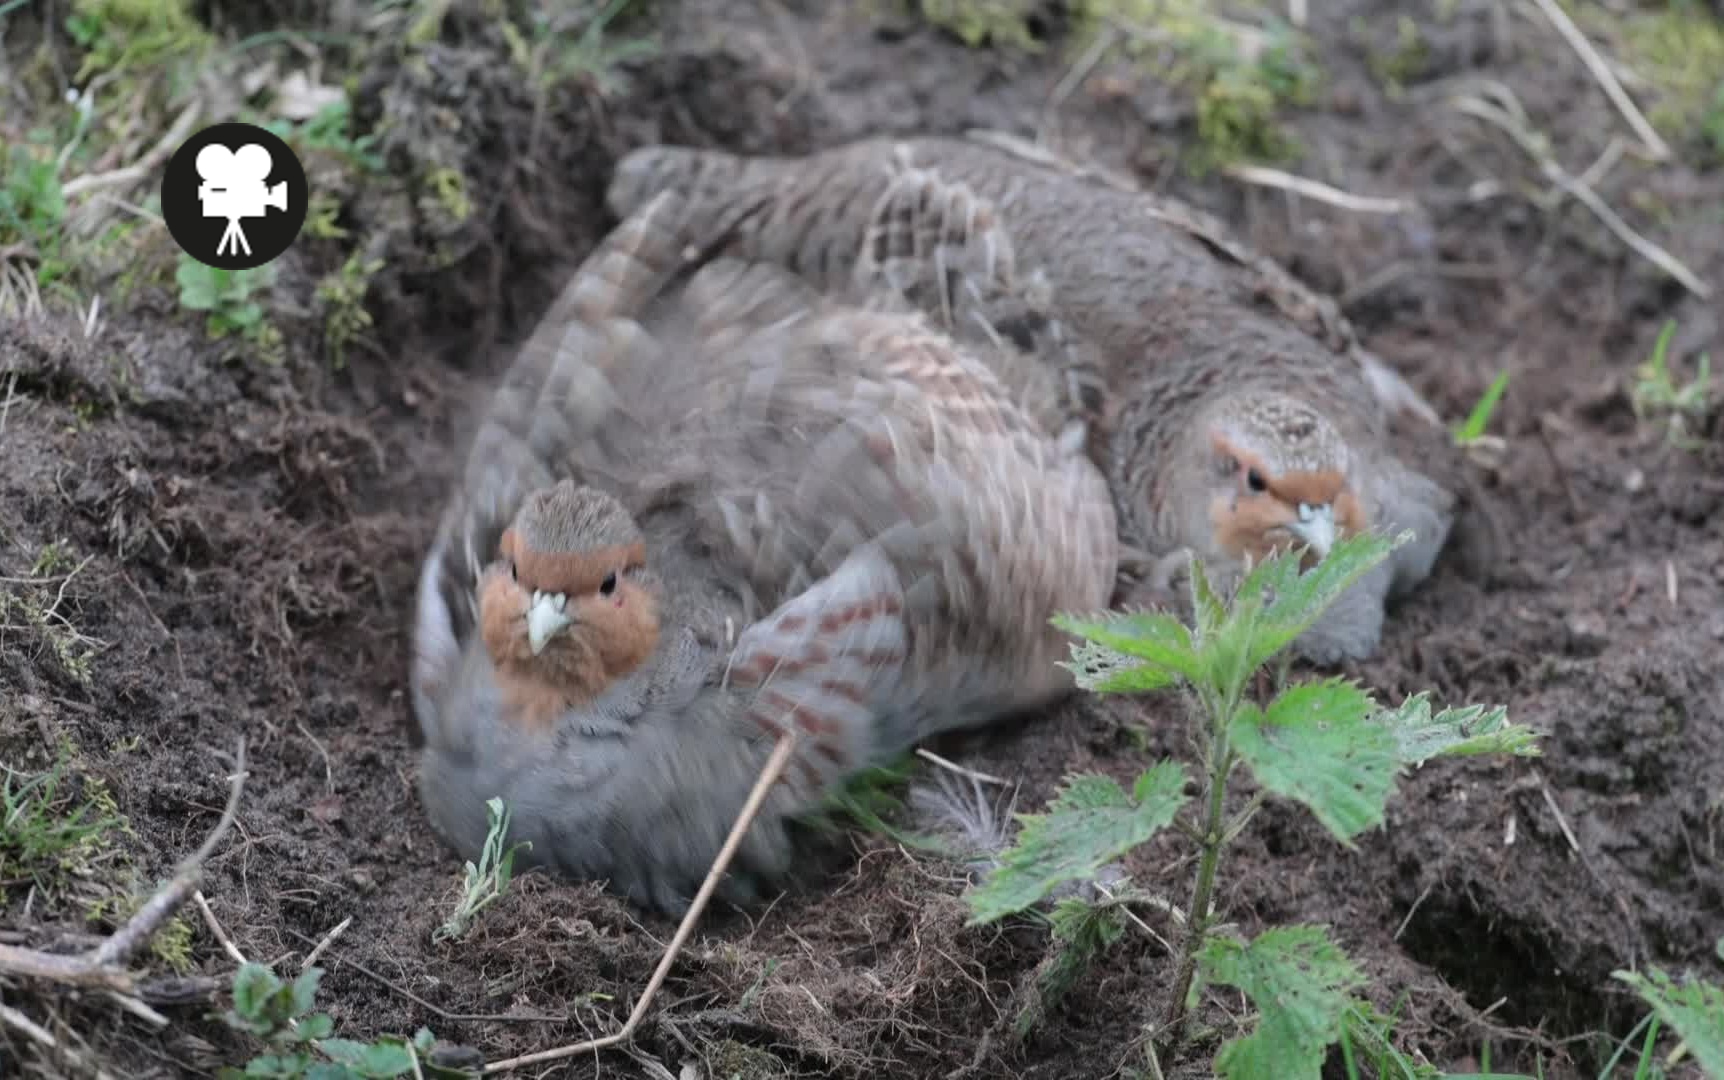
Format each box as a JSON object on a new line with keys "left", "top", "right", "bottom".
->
{"left": 1246, "top": 468, "right": 1267, "bottom": 493}
{"left": 599, "top": 572, "right": 617, "bottom": 597}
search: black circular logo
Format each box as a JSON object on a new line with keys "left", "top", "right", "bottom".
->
{"left": 161, "top": 121, "right": 308, "bottom": 270}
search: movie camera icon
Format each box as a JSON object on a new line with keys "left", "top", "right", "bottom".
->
{"left": 196, "top": 143, "right": 289, "bottom": 259}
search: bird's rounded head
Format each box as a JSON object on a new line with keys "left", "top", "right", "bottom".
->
{"left": 1203, "top": 393, "right": 1367, "bottom": 570}
{"left": 478, "top": 479, "right": 660, "bottom": 706}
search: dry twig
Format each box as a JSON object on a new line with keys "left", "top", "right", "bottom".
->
{"left": 1448, "top": 86, "right": 1710, "bottom": 298}
{"left": 301, "top": 915, "right": 353, "bottom": 972}
{"left": 1525, "top": 0, "right": 1669, "bottom": 160}
{"left": 0, "top": 1001, "right": 118, "bottom": 1080}
{"left": 0, "top": 739, "right": 249, "bottom": 992}
{"left": 194, "top": 889, "right": 248, "bottom": 965}
{"left": 915, "top": 747, "right": 1007, "bottom": 787}
{"left": 60, "top": 101, "right": 203, "bottom": 201}
{"left": 1222, "top": 164, "right": 1414, "bottom": 216}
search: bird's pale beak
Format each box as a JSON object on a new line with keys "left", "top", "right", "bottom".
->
{"left": 525, "top": 590, "right": 572, "bottom": 655}
{"left": 1289, "top": 502, "right": 1336, "bottom": 558}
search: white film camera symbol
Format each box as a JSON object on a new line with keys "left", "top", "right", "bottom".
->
{"left": 195, "top": 143, "right": 289, "bottom": 258}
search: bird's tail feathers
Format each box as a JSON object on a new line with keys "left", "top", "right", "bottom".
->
{"left": 852, "top": 149, "right": 1105, "bottom": 439}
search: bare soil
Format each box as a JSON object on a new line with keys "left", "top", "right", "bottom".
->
{"left": 3, "top": 1, "right": 1722, "bottom": 1077}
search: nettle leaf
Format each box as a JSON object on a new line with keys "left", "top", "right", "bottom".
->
{"left": 1061, "top": 640, "right": 1181, "bottom": 694}
{"left": 1191, "top": 555, "right": 1262, "bottom": 697}
{"left": 1231, "top": 678, "right": 1397, "bottom": 846}
{"left": 297, "top": 1013, "right": 336, "bottom": 1041}
{"left": 176, "top": 259, "right": 220, "bottom": 310}
{"left": 1229, "top": 532, "right": 1403, "bottom": 673}
{"left": 1187, "top": 554, "right": 1229, "bottom": 639}
{"left": 231, "top": 963, "right": 282, "bottom": 1021}
{"left": 967, "top": 762, "right": 1189, "bottom": 924}
{"left": 318, "top": 1039, "right": 371, "bottom": 1065}
{"left": 1053, "top": 610, "right": 1204, "bottom": 688}
{"left": 1201, "top": 925, "right": 1367, "bottom": 1080}
{"left": 290, "top": 967, "right": 325, "bottom": 1018}
{"left": 1613, "top": 967, "right": 1724, "bottom": 1078}
{"left": 1375, "top": 693, "right": 1540, "bottom": 764}
{"left": 348, "top": 1039, "right": 417, "bottom": 1078}
{"left": 239, "top": 1052, "right": 316, "bottom": 1077}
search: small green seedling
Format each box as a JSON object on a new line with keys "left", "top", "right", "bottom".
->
{"left": 261, "top": 99, "right": 385, "bottom": 175}
{"left": 1632, "top": 319, "right": 1713, "bottom": 449}
{"left": 176, "top": 256, "right": 277, "bottom": 343}
{"left": 434, "top": 796, "right": 529, "bottom": 943}
{"left": 1453, "top": 369, "right": 1511, "bottom": 447}
{"left": 218, "top": 962, "right": 471, "bottom": 1078}
{"left": 965, "top": 533, "right": 1540, "bottom": 1076}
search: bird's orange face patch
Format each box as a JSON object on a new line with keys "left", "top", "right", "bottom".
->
{"left": 1207, "top": 434, "right": 1365, "bottom": 569}
{"left": 477, "top": 536, "right": 661, "bottom": 730}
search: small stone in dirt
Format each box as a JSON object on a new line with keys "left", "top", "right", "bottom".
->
{"left": 1564, "top": 612, "right": 1609, "bottom": 654}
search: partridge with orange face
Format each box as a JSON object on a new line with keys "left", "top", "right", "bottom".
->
{"left": 411, "top": 191, "right": 1119, "bottom": 913}
{"left": 606, "top": 135, "right": 1456, "bottom": 661}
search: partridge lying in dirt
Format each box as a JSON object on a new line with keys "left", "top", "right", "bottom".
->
{"left": 411, "top": 192, "right": 1119, "bottom": 913}
{"left": 606, "top": 136, "right": 1457, "bottom": 662}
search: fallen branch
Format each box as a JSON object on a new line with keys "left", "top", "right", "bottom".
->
{"left": 60, "top": 100, "right": 204, "bottom": 201}
{"left": 0, "top": 739, "right": 249, "bottom": 993}
{"left": 483, "top": 733, "right": 800, "bottom": 1074}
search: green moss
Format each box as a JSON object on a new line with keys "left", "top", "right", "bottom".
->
{"left": 84, "top": 891, "right": 195, "bottom": 972}
{"left": 2, "top": 542, "right": 103, "bottom": 685}
{"left": 303, "top": 192, "right": 349, "bottom": 241}
{"left": 1370, "top": 15, "right": 1431, "bottom": 93}
{"left": 1065, "top": 1, "right": 1316, "bottom": 173}
{"left": 914, "top": 0, "right": 1045, "bottom": 50}
{"left": 66, "top": 0, "right": 214, "bottom": 80}
{"left": 314, "top": 253, "right": 384, "bottom": 369}
{"left": 424, "top": 166, "right": 473, "bottom": 225}
{"left": 706, "top": 1039, "right": 789, "bottom": 1080}
{"left": 1195, "top": 66, "right": 1299, "bottom": 169}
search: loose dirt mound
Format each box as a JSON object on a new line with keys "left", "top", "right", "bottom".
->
{"left": 2, "top": 1, "right": 1720, "bottom": 1077}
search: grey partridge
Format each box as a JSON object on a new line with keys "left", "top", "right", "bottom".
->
{"left": 410, "top": 191, "right": 1119, "bottom": 913}
{"left": 605, "top": 136, "right": 1457, "bottom": 661}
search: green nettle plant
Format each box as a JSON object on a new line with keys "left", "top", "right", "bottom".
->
{"left": 1610, "top": 944, "right": 1724, "bottom": 1080}
{"left": 218, "top": 963, "right": 472, "bottom": 1078}
{"left": 966, "top": 532, "right": 1542, "bottom": 1076}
